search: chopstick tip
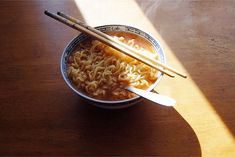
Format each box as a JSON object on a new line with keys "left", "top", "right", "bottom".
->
{"left": 57, "top": 11, "right": 62, "bottom": 15}
{"left": 44, "top": 10, "right": 52, "bottom": 16}
{"left": 181, "top": 74, "right": 187, "bottom": 78}
{"left": 164, "top": 73, "right": 175, "bottom": 78}
{"left": 44, "top": 10, "right": 48, "bottom": 14}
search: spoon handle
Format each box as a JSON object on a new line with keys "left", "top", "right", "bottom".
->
{"left": 126, "top": 86, "right": 176, "bottom": 106}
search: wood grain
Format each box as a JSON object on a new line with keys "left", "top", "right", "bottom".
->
{"left": 0, "top": 0, "right": 234, "bottom": 156}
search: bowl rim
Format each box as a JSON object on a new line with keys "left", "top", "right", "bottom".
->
{"left": 60, "top": 24, "right": 166, "bottom": 105}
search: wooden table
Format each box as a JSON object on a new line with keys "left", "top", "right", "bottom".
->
{"left": 0, "top": 0, "right": 234, "bottom": 156}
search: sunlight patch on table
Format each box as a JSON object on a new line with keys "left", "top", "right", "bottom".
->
{"left": 74, "top": 0, "right": 235, "bottom": 155}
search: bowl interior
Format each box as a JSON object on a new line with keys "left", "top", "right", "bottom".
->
{"left": 61, "top": 25, "right": 166, "bottom": 106}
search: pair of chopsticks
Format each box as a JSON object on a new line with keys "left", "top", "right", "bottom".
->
{"left": 44, "top": 10, "right": 187, "bottom": 78}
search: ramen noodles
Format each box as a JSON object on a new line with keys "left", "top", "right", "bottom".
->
{"left": 67, "top": 33, "right": 159, "bottom": 100}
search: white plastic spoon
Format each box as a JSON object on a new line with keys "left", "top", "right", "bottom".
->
{"left": 126, "top": 86, "right": 176, "bottom": 106}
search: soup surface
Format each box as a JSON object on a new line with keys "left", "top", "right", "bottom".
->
{"left": 67, "top": 32, "right": 159, "bottom": 100}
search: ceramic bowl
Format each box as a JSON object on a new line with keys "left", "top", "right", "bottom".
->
{"left": 61, "top": 24, "right": 166, "bottom": 109}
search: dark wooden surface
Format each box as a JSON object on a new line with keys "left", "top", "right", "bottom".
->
{"left": 0, "top": 0, "right": 234, "bottom": 156}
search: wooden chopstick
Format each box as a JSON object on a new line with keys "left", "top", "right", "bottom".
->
{"left": 57, "top": 11, "right": 187, "bottom": 78}
{"left": 44, "top": 10, "right": 176, "bottom": 78}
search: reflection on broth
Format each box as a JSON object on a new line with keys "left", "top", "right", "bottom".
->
{"left": 67, "top": 32, "right": 159, "bottom": 100}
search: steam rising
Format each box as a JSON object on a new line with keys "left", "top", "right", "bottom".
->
{"left": 135, "top": 0, "right": 162, "bottom": 21}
